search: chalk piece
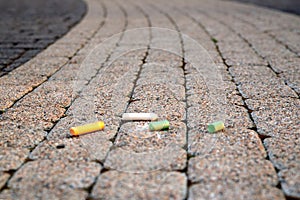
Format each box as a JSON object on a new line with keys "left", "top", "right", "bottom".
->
{"left": 122, "top": 113, "right": 158, "bottom": 121}
{"left": 207, "top": 121, "right": 224, "bottom": 133}
{"left": 149, "top": 120, "right": 169, "bottom": 131}
{"left": 70, "top": 121, "right": 105, "bottom": 136}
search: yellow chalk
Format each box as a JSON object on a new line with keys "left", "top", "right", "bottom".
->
{"left": 207, "top": 121, "right": 224, "bottom": 133}
{"left": 70, "top": 121, "right": 105, "bottom": 136}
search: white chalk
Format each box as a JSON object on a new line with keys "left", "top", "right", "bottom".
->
{"left": 122, "top": 113, "right": 158, "bottom": 121}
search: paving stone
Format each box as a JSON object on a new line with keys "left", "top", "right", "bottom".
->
{"left": 37, "top": 43, "right": 81, "bottom": 58}
{"left": 223, "top": 51, "right": 267, "bottom": 66}
{"left": 237, "top": 79, "right": 297, "bottom": 99}
{"left": 0, "top": 172, "right": 10, "bottom": 189}
{"left": 229, "top": 65, "right": 277, "bottom": 84}
{"left": 127, "top": 84, "right": 186, "bottom": 122}
{"left": 138, "top": 63, "right": 185, "bottom": 86}
{"left": 269, "top": 29, "right": 300, "bottom": 56}
{"left": 146, "top": 50, "right": 182, "bottom": 67}
{"left": 109, "top": 47, "right": 148, "bottom": 62}
{"left": 242, "top": 33, "right": 293, "bottom": 59}
{"left": 0, "top": 0, "right": 85, "bottom": 75}
{"left": 281, "top": 69, "right": 300, "bottom": 95}
{"left": 13, "top": 56, "right": 69, "bottom": 78}
{"left": 0, "top": 188, "right": 88, "bottom": 200}
{"left": 267, "top": 56, "right": 300, "bottom": 73}
{"left": 0, "top": 147, "right": 29, "bottom": 171}
{"left": 104, "top": 144, "right": 186, "bottom": 172}
{"left": 17, "top": 80, "right": 74, "bottom": 109}
{"left": 2, "top": 160, "right": 100, "bottom": 200}
{"left": 2, "top": 99, "right": 65, "bottom": 131}
{"left": 187, "top": 104, "right": 254, "bottom": 131}
{"left": 188, "top": 156, "right": 278, "bottom": 186}
{"left": 189, "top": 183, "right": 285, "bottom": 200}
{"left": 0, "top": 84, "right": 33, "bottom": 111}
{"left": 264, "top": 135, "right": 300, "bottom": 170}
{"left": 186, "top": 73, "right": 244, "bottom": 107}
{"left": 0, "top": 57, "right": 69, "bottom": 110}
{"left": 30, "top": 136, "right": 112, "bottom": 163}
{"left": 279, "top": 164, "right": 300, "bottom": 199}
{"left": 217, "top": 41, "right": 251, "bottom": 53}
{"left": 0, "top": 120, "right": 46, "bottom": 149}
{"left": 91, "top": 170, "right": 187, "bottom": 200}
{"left": 188, "top": 128, "right": 266, "bottom": 158}
{"left": 114, "top": 121, "right": 186, "bottom": 152}
{"left": 246, "top": 98, "right": 300, "bottom": 137}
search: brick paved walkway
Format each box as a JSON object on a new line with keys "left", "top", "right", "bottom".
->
{"left": 0, "top": 0, "right": 299, "bottom": 199}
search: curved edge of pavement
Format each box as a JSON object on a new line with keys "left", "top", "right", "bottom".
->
{"left": 0, "top": 0, "right": 104, "bottom": 112}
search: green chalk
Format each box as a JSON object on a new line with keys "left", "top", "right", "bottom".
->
{"left": 149, "top": 120, "right": 169, "bottom": 131}
{"left": 207, "top": 121, "right": 225, "bottom": 133}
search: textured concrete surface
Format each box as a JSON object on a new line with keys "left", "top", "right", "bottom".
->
{"left": 0, "top": 0, "right": 299, "bottom": 199}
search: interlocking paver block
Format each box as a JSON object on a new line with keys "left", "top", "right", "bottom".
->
{"left": 279, "top": 164, "right": 300, "bottom": 198}
{"left": 246, "top": 97, "right": 300, "bottom": 137}
{"left": 115, "top": 121, "right": 186, "bottom": 152}
{"left": 0, "top": 172, "right": 10, "bottom": 189}
{"left": 0, "top": 147, "right": 29, "bottom": 171}
{"left": 30, "top": 137, "right": 112, "bottom": 163}
{"left": 188, "top": 156, "right": 278, "bottom": 186}
{"left": 264, "top": 135, "right": 300, "bottom": 170}
{"left": 91, "top": 170, "right": 187, "bottom": 200}
{"left": 3, "top": 160, "right": 101, "bottom": 199}
{"left": 127, "top": 84, "right": 186, "bottom": 122}
{"left": 188, "top": 128, "right": 266, "bottom": 158}
{"left": 104, "top": 144, "right": 186, "bottom": 172}
{"left": 189, "top": 183, "right": 285, "bottom": 200}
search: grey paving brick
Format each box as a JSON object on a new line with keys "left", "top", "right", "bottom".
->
{"left": 282, "top": 69, "right": 300, "bottom": 95}
{"left": 127, "top": 84, "right": 186, "bottom": 122}
{"left": 3, "top": 160, "right": 100, "bottom": 200}
{"left": 30, "top": 137, "right": 112, "bottom": 163}
{"left": 114, "top": 121, "right": 186, "bottom": 152}
{"left": 264, "top": 135, "right": 300, "bottom": 170}
{"left": 187, "top": 104, "right": 254, "bottom": 131}
{"left": 188, "top": 128, "right": 266, "bottom": 158}
{"left": 269, "top": 29, "right": 300, "bottom": 56}
{"left": 0, "top": 172, "right": 10, "bottom": 189}
{"left": 237, "top": 79, "right": 297, "bottom": 99}
{"left": 0, "top": 120, "right": 46, "bottom": 149}
{"left": 91, "top": 170, "right": 187, "bottom": 200}
{"left": 104, "top": 144, "right": 186, "bottom": 172}
{"left": 246, "top": 98, "right": 300, "bottom": 137}
{"left": 188, "top": 156, "right": 278, "bottom": 186}
{"left": 0, "top": 147, "right": 29, "bottom": 171}
{"left": 229, "top": 65, "right": 277, "bottom": 84}
{"left": 279, "top": 164, "right": 300, "bottom": 198}
{"left": 189, "top": 183, "right": 285, "bottom": 200}
{"left": 267, "top": 56, "right": 300, "bottom": 73}
{"left": 0, "top": 188, "right": 88, "bottom": 200}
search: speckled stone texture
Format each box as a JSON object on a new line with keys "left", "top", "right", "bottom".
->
{"left": 91, "top": 170, "right": 187, "bottom": 200}
{"left": 1, "top": 0, "right": 300, "bottom": 199}
{"left": 0, "top": 160, "right": 101, "bottom": 200}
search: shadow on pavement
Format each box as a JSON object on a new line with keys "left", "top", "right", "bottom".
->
{"left": 0, "top": 0, "right": 87, "bottom": 76}
{"left": 229, "top": 0, "right": 300, "bottom": 16}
